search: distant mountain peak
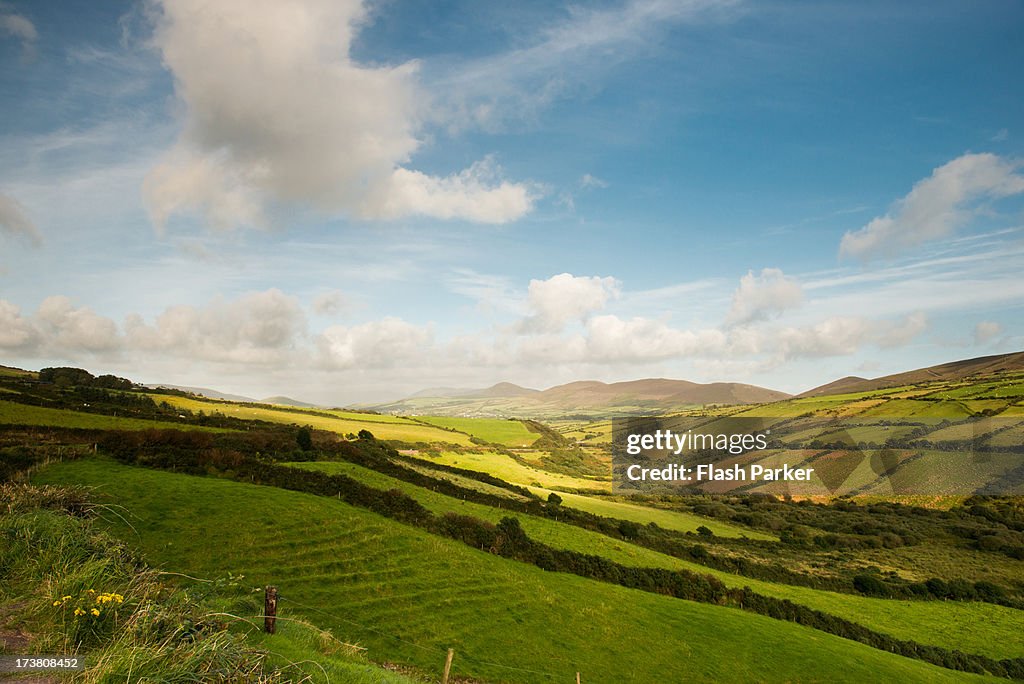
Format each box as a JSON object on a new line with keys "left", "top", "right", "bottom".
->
{"left": 467, "top": 382, "right": 540, "bottom": 398}
{"left": 260, "top": 395, "right": 321, "bottom": 408}
{"left": 145, "top": 384, "right": 256, "bottom": 403}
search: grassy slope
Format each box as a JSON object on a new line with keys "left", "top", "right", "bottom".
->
{"left": 413, "top": 416, "right": 538, "bottom": 447}
{"left": 0, "top": 500, "right": 415, "bottom": 684}
{"left": 33, "top": 459, "right": 995, "bottom": 683}
{"left": 530, "top": 486, "right": 777, "bottom": 540}
{"left": 149, "top": 394, "right": 474, "bottom": 445}
{"left": 0, "top": 366, "right": 35, "bottom": 377}
{"left": 290, "top": 461, "right": 1024, "bottom": 660}
{"left": 0, "top": 399, "right": 227, "bottom": 432}
{"left": 247, "top": 623, "right": 419, "bottom": 683}
{"left": 418, "top": 451, "right": 768, "bottom": 539}
{"left": 430, "top": 450, "right": 608, "bottom": 491}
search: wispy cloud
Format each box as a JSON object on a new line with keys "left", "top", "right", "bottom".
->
{"left": 0, "top": 191, "right": 40, "bottom": 246}
{"left": 839, "top": 153, "right": 1024, "bottom": 262}
{"left": 0, "top": 3, "right": 37, "bottom": 61}
{"left": 432, "top": 0, "right": 745, "bottom": 131}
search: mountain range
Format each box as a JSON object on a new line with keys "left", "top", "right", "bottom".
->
{"left": 131, "top": 350, "right": 1024, "bottom": 418}
{"left": 360, "top": 351, "right": 1024, "bottom": 418}
{"left": 360, "top": 378, "right": 791, "bottom": 419}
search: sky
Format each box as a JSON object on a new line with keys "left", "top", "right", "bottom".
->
{"left": 1, "top": 0, "right": 1023, "bottom": 404}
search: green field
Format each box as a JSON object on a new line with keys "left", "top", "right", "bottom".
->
{"left": 429, "top": 450, "right": 609, "bottom": 491}
{"left": 149, "top": 394, "right": 475, "bottom": 445}
{"left": 413, "top": 416, "right": 538, "bottom": 446}
{"left": 0, "top": 399, "right": 226, "bottom": 432}
{"left": 553, "top": 420, "right": 613, "bottom": 445}
{"left": 322, "top": 408, "right": 431, "bottom": 424}
{"left": 32, "top": 459, "right": 998, "bottom": 683}
{"left": 526, "top": 486, "right": 777, "bottom": 540}
{"left": 289, "top": 460, "right": 1024, "bottom": 660}
{"left": 0, "top": 489, "right": 416, "bottom": 684}
{"left": 304, "top": 453, "right": 772, "bottom": 540}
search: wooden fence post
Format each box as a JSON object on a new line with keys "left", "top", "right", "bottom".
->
{"left": 576, "top": 673, "right": 581, "bottom": 684}
{"left": 441, "top": 648, "right": 454, "bottom": 684}
{"left": 264, "top": 586, "right": 278, "bottom": 634}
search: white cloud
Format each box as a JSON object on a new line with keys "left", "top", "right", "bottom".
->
{"left": 777, "top": 313, "right": 926, "bottom": 359}
{"left": 0, "top": 192, "right": 41, "bottom": 246}
{"left": 726, "top": 268, "right": 802, "bottom": 325}
{"left": 144, "top": 151, "right": 265, "bottom": 232}
{"left": 144, "top": 0, "right": 533, "bottom": 230}
{"left": 126, "top": 289, "right": 305, "bottom": 365}
{"left": 580, "top": 173, "right": 608, "bottom": 189}
{"left": 0, "top": 297, "right": 121, "bottom": 357}
{"left": 0, "top": 300, "right": 38, "bottom": 350}
{"left": 974, "top": 320, "right": 1002, "bottom": 345}
{"left": 840, "top": 153, "right": 1024, "bottom": 261}
{"left": 584, "top": 315, "right": 725, "bottom": 362}
{"left": 35, "top": 296, "right": 121, "bottom": 353}
{"left": 362, "top": 157, "right": 535, "bottom": 224}
{"left": 521, "top": 273, "right": 620, "bottom": 332}
{"left": 1, "top": 290, "right": 307, "bottom": 366}
{"left": 317, "top": 318, "right": 432, "bottom": 370}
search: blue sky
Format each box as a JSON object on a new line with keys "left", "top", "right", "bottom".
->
{"left": 1, "top": 0, "right": 1023, "bottom": 403}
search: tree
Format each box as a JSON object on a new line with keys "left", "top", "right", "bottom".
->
{"left": 546, "top": 492, "right": 563, "bottom": 506}
{"left": 39, "top": 366, "right": 94, "bottom": 387}
{"left": 296, "top": 426, "right": 313, "bottom": 451}
{"left": 696, "top": 525, "right": 714, "bottom": 537}
{"left": 357, "top": 429, "right": 375, "bottom": 440}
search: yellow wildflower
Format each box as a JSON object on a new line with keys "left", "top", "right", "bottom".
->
{"left": 91, "top": 608, "right": 100, "bottom": 617}
{"left": 74, "top": 608, "right": 86, "bottom": 616}
{"left": 52, "top": 600, "right": 61, "bottom": 606}
{"left": 62, "top": 595, "right": 72, "bottom": 600}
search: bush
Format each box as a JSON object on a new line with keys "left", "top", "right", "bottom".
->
{"left": 852, "top": 574, "right": 889, "bottom": 597}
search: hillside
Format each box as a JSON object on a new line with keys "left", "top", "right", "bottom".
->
{"left": 3, "top": 361, "right": 1023, "bottom": 681}
{"left": 31, "top": 460, "right": 1005, "bottom": 683}
{"left": 0, "top": 484, "right": 417, "bottom": 683}
{"left": 260, "top": 395, "right": 322, "bottom": 408}
{"left": 799, "top": 351, "right": 1024, "bottom": 397}
{"left": 144, "top": 383, "right": 257, "bottom": 402}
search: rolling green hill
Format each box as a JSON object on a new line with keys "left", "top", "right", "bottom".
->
{"left": 32, "top": 459, "right": 1000, "bottom": 683}
{"left": 413, "top": 416, "right": 539, "bottom": 446}
{"left": 290, "top": 459, "right": 1024, "bottom": 660}
{"left": 149, "top": 394, "right": 476, "bottom": 445}
{"left": 0, "top": 399, "right": 229, "bottom": 432}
